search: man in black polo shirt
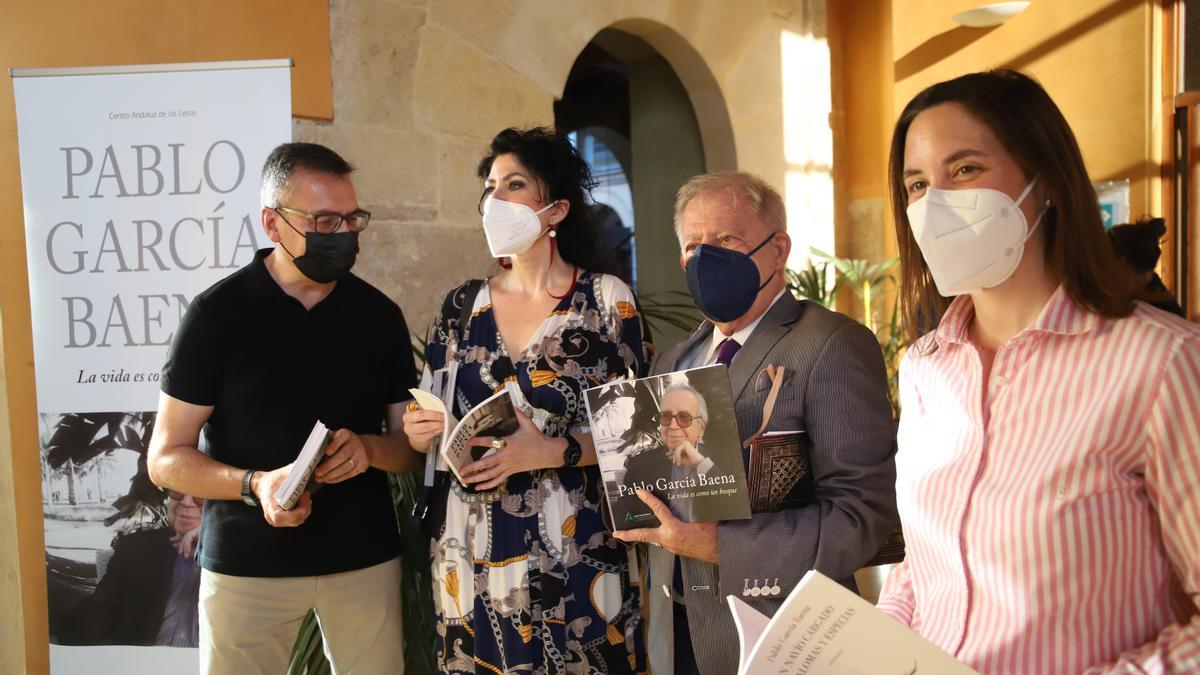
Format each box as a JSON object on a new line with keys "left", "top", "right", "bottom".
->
{"left": 148, "top": 142, "right": 419, "bottom": 674}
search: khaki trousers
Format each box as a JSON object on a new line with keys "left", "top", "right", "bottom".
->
{"left": 199, "top": 557, "right": 403, "bottom": 675}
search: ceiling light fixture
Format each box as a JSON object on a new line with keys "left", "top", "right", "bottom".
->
{"left": 952, "top": 1, "right": 1031, "bottom": 28}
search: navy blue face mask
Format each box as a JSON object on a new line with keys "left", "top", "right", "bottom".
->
{"left": 685, "top": 233, "right": 777, "bottom": 323}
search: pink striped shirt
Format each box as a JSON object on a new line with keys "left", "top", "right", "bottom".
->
{"left": 876, "top": 287, "right": 1200, "bottom": 674}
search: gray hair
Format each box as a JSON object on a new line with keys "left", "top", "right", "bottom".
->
{"left": 260, "top": 142, "right": 354, "bottom": 208}
{"left": 673, "top": 170, "right": 787, "bottom": 240}
{"left": 661, "top": 383, "right": 708, "bottom": 422}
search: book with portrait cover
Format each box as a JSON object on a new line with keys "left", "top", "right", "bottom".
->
{"left": 583, "top": 364, "right": 751, "bottom": 530}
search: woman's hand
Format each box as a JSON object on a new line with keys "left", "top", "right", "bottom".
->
{"left": 402, "top": 404, "right": 445, "bottom": 454}
{"left": 460, "top": 406, "right": 561, "bottom": 490}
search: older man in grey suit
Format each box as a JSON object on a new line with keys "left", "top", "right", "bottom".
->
{"left": 614, "top": 171, "right": 898, "bottom": 674}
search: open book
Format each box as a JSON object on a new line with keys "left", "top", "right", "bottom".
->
{"left": 582, "top": 364, "right": 751, "bottom": 530}
{"left": 274, "top": 420, "right": 331, "bottom": 510}
{"left": 728, "top": 570, "right": 977, "bottom": 674}
{"left": 408, "top": 387, "right": 519, "bottom": 485}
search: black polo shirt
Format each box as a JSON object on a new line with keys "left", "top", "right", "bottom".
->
{"left": 161, "top": 248, "right": 414, "bottom": 577}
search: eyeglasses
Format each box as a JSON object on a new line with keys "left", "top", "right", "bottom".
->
{"left": 274, "top": 205, "right": 371, "bottom": 234}
{"left": 655, "top": 411, "right": 701, "bottom": 428}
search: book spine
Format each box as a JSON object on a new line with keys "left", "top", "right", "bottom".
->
{"left": 281, "top": 433, "right": 327, "bottom": 509}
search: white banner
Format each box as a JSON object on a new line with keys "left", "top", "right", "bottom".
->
{"left": 13, "top": 60, "right": 291, "bottom": 674}
{"left": 16, "top": 61, "right": 290, "bottom": 412}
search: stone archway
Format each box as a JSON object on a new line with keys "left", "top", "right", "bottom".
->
{"left": 605, "top": 18, "right": 737, "bottom": 173}
{"left": 555, "top": 22, "right": 737, "bottom": 346}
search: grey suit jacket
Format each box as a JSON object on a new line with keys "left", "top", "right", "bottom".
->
{"left": 645, "top": 293, "right": 898, "bottom": 675}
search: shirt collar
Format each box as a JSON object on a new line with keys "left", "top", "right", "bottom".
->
{"left": 245, "top": 248, "right": 281, "bottom": 299}
{"left": 935, "top": 284, "right": 1099, "bottom": 348}
{"left": 702, "top": 289, "right": 788, "bottom": 364}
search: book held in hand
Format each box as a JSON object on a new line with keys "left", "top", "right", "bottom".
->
{"left": 408, "top": 385, "right": 519, "bottom": 485}
{"left": 728, "top": 569, "right": 977, "bottom": 674}
{"left": 274, "top": 420, "right": 331, "bottom": 511}
{"left": 582, "top": 364, "right": 751, "bottom": 530}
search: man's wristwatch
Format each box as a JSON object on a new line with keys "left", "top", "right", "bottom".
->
{"left": 241, "top": 470, "right": 259, "bottom": 506}
{"left": 562, "top": 435, "right": 582, "bottom": 468}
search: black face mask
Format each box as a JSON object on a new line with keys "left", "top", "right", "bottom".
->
{"left": 684, "top": 233, "right": 776, "bottom": 323}
{"left": 279, "top": 224, "right": 359, "bottom": 284}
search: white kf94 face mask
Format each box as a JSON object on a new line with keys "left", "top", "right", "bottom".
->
{"left": 481, "top": 197, "right": 557, "bottom": 258}
{"left": 906, "top": 177, "right": 1047, "bottom": 296}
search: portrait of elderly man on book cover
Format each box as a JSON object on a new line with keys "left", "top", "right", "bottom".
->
{"left": 585, "top": 365, "right": 749, "bottom": 530}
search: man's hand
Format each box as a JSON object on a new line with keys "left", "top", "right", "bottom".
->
{"left": 401, "top": 405, "right": 444, "bottom": 454}
{"left": 612, "top": 489, "right": 719, "bottom": 563}
{"left": 251, "top": 465, "right": 312, "bottom": 527}
{"left": 314, "top": 428, "right": 368, "bottom": 484}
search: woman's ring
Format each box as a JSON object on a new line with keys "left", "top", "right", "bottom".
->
{"left": 491, "top": 438, "right": 507, "bottom": 450}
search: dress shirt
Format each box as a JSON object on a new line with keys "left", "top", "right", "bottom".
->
{"left": 677, "top": 290, "right": 789, "bottom": 478}
{"left": 877, "top": 287, "right": 1200, "bottom": 674}
{"left": 691, "top": 289, "right": 789, "bottom": 368}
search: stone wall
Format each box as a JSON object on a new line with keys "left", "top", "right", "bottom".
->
{"left": 296, "top": 0, "right": 829, "bottom": 336}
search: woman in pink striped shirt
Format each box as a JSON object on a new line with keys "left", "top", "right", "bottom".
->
{"left": 876, "top": 69, "right": 1200, "bottom": 674}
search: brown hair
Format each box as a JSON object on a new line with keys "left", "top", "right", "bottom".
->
{"left": 888, "top": 70, "right": 1134, "bottom": 348}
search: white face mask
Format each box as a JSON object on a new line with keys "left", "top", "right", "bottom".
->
{"left": 906, "top": 177, "right": 1047, "bottom": 296}
{"left": 481, "top": 197, "right": 557, "bottom": 258}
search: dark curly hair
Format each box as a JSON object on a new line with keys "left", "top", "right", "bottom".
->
{"left": 1108, "top": 217, "right": 1166, "bottom": 273}
{"left": 476, "top": 127, "right": 618, "bottom": 274}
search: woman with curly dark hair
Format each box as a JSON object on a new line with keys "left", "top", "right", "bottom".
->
{"left": 403, "top": 128, "right": 651, "bottom": 674}
{"left": 1108, "top": 217, "right": 1186, "bottom": 318}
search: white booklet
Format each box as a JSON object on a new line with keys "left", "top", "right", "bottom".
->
{"left": 408, "top": 386, "right": 519, "bottom": 485}
{"left": 728, "top": 569, "right": 977, "bottom": 674}
{"left": 274, "top": 420, "right": 331, "bottom": 510}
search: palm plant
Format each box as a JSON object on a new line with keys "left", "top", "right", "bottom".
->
{"left": 637, "top": 289, "right": 703, "bottom": 336}
{"left": 44, "top": 412, "right": 164, "bottom": 524}
{"left": 809, "top": 248, "right": 898, "bottom": 333}
{"left": 784, "top": 259, "right": 840, "bottom": 309}
{"left": 788, "top": 249, "right": 904, "bottom": 415}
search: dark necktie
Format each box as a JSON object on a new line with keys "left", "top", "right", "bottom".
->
{"left": 716, "top": 337, "right": 741, "bottom": 366}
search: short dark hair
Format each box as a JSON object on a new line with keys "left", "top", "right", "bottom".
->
{"left": 1108, "top": 217, "right": 1167, "bottom": 273}
{"left": 260, "top": 142, "right": 354, "bottom": 207}
{"left": 888, "top": 70, "right": 1134, "bottom": 348}
{"left": 476, "top": 127, "right": 618, "bottom": 274}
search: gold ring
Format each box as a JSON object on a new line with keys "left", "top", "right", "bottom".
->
{"left": 491, "top": 438, "right": 507, "bottom": 450}
{"left": 406, "top": 401, "right": 420, "bottom": 412}
{"left": 349, "top": 458, "right": 355, "bottom": 469}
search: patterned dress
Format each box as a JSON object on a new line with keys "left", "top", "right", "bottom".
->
{"left": 423, "top": 272, "right": 651, "bottom": 675}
